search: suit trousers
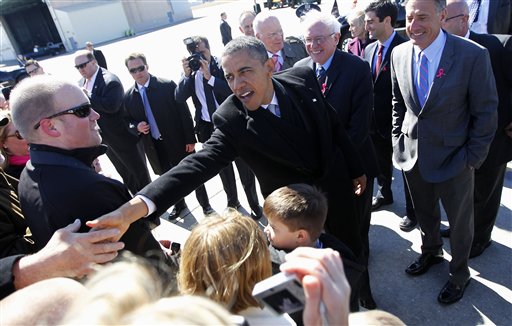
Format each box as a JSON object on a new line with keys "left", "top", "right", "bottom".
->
{"left": 357, "top": 178, "right": 375, "bottom": 300}
{"left": 473, "top": 163, "right": 506, "bottom": 245}
{"left": 196, "top": 119, "right": 239, "bottom": 207}
{"left": 405, "top": 163, "right": 474, "bottom": 285}
{"left": 371, "top": 134, "right": 393, "bottom": 200}
{"left": 234, "top": 158, "right": 260, "bottom": 212}
{"left": 152, "top": 139, "right": 210, "bottom": 210}
{"left": 105, "top": 140, "right": 151, "bottom": 195}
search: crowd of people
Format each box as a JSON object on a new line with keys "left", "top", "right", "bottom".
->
{"left": 0, "top": 0, "right": 510, "bottom": 324}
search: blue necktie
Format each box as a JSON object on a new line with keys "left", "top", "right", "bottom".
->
{"left": 140, "top": 86, "right": 161, "bottom": 139}
{"left": 416, "top": 52, "right": 429, "bottom": 107}
{"left": 267, "top": 104, "right": 281, "bottom": 117}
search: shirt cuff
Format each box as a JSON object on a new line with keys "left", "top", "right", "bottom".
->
{"left": 208, "top": 76, "right": 215, "bottom": 87}
{"left": 136, "top": 195, "right": 156, "bottom": 216}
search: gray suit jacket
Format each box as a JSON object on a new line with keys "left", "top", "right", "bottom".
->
{"left": 487, "top": 0, "right": 512, "bottom": 34}
{"left": 391, "top": 33, "right": 498, "bottom": 183}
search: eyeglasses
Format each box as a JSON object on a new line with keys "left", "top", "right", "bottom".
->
{"left": 128, "top": 65, "right": 146, "bottom": 74}
{"left": 26, "top": 66, "right": 40, "bottom": 76}
{"left": 445, "top": 14, "right": 465, "bottom": 22}
{"left": 75, "top": 60, "right": 92, "bottom": 70}
{"left": 263, "top": 30, "right": 284, "bottom": 39}
{"left": 6, "top": 130, "right": 23, "bottom": 140}
{"left": 305, "top": 33, "right": 336, "bottom": 45}
{"left": 34, "top": 103, "right": 92, "bottom": 129}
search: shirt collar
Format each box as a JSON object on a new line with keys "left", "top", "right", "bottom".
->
{"left": 379, "top": 31, "right": 396, "bottom": 49}
{"left": 136, "top": 77, "right": 150, "bottom": 91}
{"left": 261, "top": 92, "right": 279, "bottom": 109}
{"left": 317, "top": 51, "right": 335, "bottom": 72}
{"left": 413, "top": 30, "right": 446, "bottom": 63}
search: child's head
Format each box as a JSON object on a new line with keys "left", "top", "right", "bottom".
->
{"left": 263, "top": 183, "right": 327, "bottom": 250}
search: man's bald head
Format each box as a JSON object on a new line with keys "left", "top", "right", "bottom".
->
{"left": 442, "top": 0, "right": 469, "bottom": 36}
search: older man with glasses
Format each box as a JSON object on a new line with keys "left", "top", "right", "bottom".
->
{"left": 8, "top": 76, "right": 164, "bottom": 260}
{"left": 294, "top": 10, "right": 378, "bottom": 311}
{"left": 253, "top": 12, "right": 308, "bottom": 71}
{"left": 73, "top": 50, "right": 152, "bottom": 198}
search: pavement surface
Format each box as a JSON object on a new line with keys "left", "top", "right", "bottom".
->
{"left": 9, "top": 1, "right": 511, "bottom": 324}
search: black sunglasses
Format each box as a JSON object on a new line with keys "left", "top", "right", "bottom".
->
{"left": 128, "top": 65, "right": 146, "bottom": 74}
{"left": 75, "top": 60, "right": 92, "bottom": 70}
{"left": 34, "top": 103, "right": 92, "bottom": 129}
{"left": 445, "top": 14, "right": 465, "bottom": 22}
{"left": 6, "top": 130, "right": 23, "bottom": 140}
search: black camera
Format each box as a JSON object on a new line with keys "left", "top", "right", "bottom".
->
{"left": 183, "top": 37, "right": 203, "bottom": 72}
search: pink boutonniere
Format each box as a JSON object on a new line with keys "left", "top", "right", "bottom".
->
{"left": 322, "top": 83, "right": 327, "bottom": 94}
{"left": 436, "top": 68, "right": 445, "bottom": 78}
{"left": 382, "top": 66, "right": 388, "bottom": 72}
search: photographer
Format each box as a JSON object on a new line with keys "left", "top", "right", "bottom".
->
{"left": 175, "top": 36, "right": 262, "bottom": 219}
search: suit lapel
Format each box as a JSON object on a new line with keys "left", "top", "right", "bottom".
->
{"left": 422, "top": 35, "right": 455, "bottom": 113}
{"left": 367, "top": 42, "right": 377, "bottom": 79}
{"left": 375, "top": 34, "right": 400, "bottom": 82}
{"left": 403, "top": 43, "right": 421, "bottom": 111}
{"left": 322, "top": 50, "right": 343, "bottom": 97}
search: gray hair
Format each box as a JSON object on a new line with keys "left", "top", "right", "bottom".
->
{"left": 405, "top": 0, "right": 446, "bottom": 13}
{"left": 239, "top": 10, "right": 256, "bottom": 25}
{"left": 10, "top": 76, "right": 73, "bottom": 142}
{"left": 347, "top": 10, "right": 366, "bottom": 27}
{"left": 253, "top": 12, "right": 281, "bottom": 35}
{"left": 222, "top": 36, "right": 268, "bottom": 65}
{"left": 301, "top": 10, "right": 341, "bottom": 35}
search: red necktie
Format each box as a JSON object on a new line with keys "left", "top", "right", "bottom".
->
{"left": 374, "top": 44, "right": 383, "bottom": 77}
{"left": 272, "top": 53, "right": 282, "bottom": 72}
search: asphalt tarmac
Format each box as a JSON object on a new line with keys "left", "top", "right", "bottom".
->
{"left": 10, "top": 1, "right": 511, "bottom": 324}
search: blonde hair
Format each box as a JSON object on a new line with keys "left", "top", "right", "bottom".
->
{"left": 122, "top": 295, "right": 235, "bottom": 325}
{"left": 178, "top": 210, "right": 272, "bottom": 314}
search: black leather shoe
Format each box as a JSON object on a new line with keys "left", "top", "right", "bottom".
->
{"left": 469, "top": 240, "right": 491, "bottom": 258}
{"left": 440, "top": 226, "right": 451, "bottom": 238}
{"left": 405, "top": 252, "right": 443, "bottom": 276}
{"left": 202, "top": 205, "right": 215, "bottom": 215}
{"left": 250, "top": 206, "right": 263, "bottom": 220}
{"left": 371, "top": 197, "right": 393, "bottom": 211}
{"left": 438, "top": 279, "right": 470, "bottom": 304}
{"left": 399, "top": 215, "right": 417, "bottom": 232}
{"left": 168, "top": 205, "right": 188, "bottom": 220}
{"left": 359, "top": 297, "right": 377, "bottom": 310}
{"left": 228, "top": 202, "right": 242, "bottom": 210}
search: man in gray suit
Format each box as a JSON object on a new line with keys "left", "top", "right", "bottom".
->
{"left": 391, "top": 0, "right": 497, "bottom": 304}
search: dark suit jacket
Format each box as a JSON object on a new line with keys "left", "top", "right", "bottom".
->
{"left": 140, "top": 67, "right": 364, "bottom": 255}
{"left": 175, "top": 56, "right": 231, "bottom": 124}
{"left": 19, "top": 145, "right": 162, "bottom": 257}
{"left": 124, "top": 75, "right": 197, "bottom": 175}
{"left": 281, "top": 36, "right": 309, "bottom": 70}
{"left": 469, "top": 32, "right": 512, "bottom": 169}
{"left": 220, "top": 20, "right": 232, "bottom": 46}
{"left": 295, "top": 50, "right": 379, "bottom": 178}
{"left": 364, "top": 33, "right": 407, "bottom": 139}
{"left": 487, "top": 0, "right": 512, "bottom": 34}
{"left": 80, "top": 68, "right": 140, "bottom": 151}
{"left": 93, "top": 49, "right": 107, "bottom": 69}
{"left": 391, "top": 33, "right": 498, "bottom": 182}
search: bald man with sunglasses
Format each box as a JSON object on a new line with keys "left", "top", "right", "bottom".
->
{"left": 8, "top": 76, "right": 164, "bottom": 260}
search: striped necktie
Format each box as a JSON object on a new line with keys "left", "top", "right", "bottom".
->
{"left": 416, "top": 52, "right": 429, "bottom": 107}
{"left": 272, "top": 53, "right": 282, "bottom": 72}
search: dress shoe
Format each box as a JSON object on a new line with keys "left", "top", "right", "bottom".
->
{"left": 469, "top": 240, "right": 491, "bottom": 259}
{"left": 440, "top": 226, "right": 451, "bottom": 238}
{"left": 399, "top": 215, "right": 417, "bottom": 232}
{"left": 438, "top": 279, "right": 470, "bottom": 304}
{"left": 371, "top": 197, "right": 393, "bottom": 211}
{"left": 202, "top": 205, "right": 215, "bottom": 215}
{"left": 228, "top": 202, "right": 242, "bottom": 210}
{"left": 168, "top": 205, "right": 188, "bottom": 220}
{"left": 405, "top": 252, "right": 444, "bottom": 276}
{"left": 359, "top": 297, "right": 377, "bottom": 310}
{"left": 250, "top": 206, "right": 263, "bottom": 220}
